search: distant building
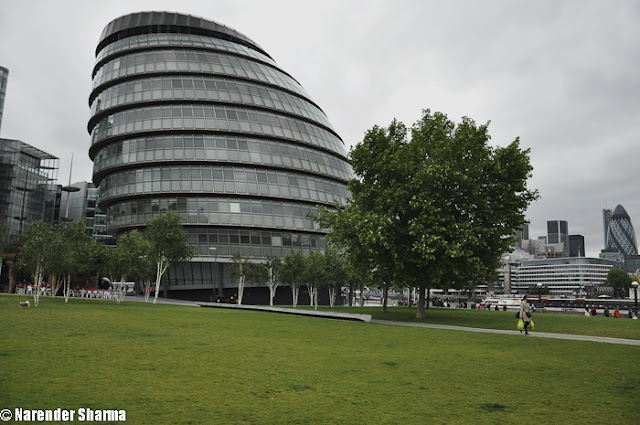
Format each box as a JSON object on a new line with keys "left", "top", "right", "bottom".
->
{"left": 513, "top": 224, "right": 529, "bottom": 249}
{"left": 0, "top": 66, "right": 7, "bottom": 135}
{"left": 603, "top": 208, "right": 612, "bottom": 247}
{"left": 510, "top": 257, "right": 618, "bottom": 296}
{"left": 605, "top": 204, "right": 638, "bottom": 256}
{"left": 0, "top": 139, "right": 58, "bottom": 234}
{"left": 547, "top": 220, "right": 569, "bottom": 256}
{"left": 568, "top": 234, "right": 585, "bottom": 257}
{"left": 59, "top": 181, "right": 115, "bottom": 245}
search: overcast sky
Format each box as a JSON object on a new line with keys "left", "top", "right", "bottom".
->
{"left": 1, "top": 0, "right": 638, "bottom": 256}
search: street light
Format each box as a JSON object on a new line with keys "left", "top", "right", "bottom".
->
{"left": 632, "top": 281, "right": 638, "bottom": 310}
{"left": 537, "top": 283, "right": 544, "bottom": 310}
{"left": 210, "top": 247, "right": 218, "bottom": 302}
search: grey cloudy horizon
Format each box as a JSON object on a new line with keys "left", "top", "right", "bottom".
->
{"left": 1, "top": 0, "right": 638, "bottom": 257}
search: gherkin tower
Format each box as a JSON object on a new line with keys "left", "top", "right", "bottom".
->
{"left": 606, "top": 204, "right": 638, "bottom": 256}
{"left": 89, "top": 12, "right": 351, "bottom": 301}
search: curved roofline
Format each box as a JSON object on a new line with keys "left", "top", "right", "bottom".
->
{"left": 612, "top": 204, "right": 630, "bottom": 218}
{"left": 96, "top": 11, "right": 271, "bottom": 60}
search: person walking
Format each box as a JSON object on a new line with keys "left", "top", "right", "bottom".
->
{"left": 519, "top": 295, "right": 532, "bottom": 335}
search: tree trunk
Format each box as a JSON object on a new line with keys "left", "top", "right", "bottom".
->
{"left": 328, "top": 286, "right": 336, "bottom": 308}
{"left": 237, "top": 275, "right": 245, "bottom": 304}
{"left": 144, "top": 280, "right": 151, "bottom": 302}
{"left": 291, "top": 284, "right": 299, "bottom": 308}
{"left": 382, "top": 285, "right": 388, "bottom": 313}
{"left": 307, "top": 285, "right": 315, "bottom": 307}
{"left": 416, "top": 287, "right": 426, "bottom": 318}
{"left": 64, "top": 275, "right": 71, "bottom": 303}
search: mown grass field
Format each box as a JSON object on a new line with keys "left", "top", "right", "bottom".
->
{"left": 2, "top": 295, "right": 639, "bottom": 424}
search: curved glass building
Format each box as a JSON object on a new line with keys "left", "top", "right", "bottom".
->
{"left": 606, "top": 204, "right": 638, "bottom": 256}
{"left": 89, "top": 12, "right": 351, "bottom": 300}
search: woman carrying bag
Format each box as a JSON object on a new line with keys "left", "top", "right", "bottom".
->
{"left": 518, "top": 295, "right": 533, "bottom": 335}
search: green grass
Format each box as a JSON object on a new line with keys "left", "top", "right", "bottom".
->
{"left": 2, "top": 296, "right": 640, "bottom": 424}
{"left": 303, "top": 305, "right": 640, "bottom": 340}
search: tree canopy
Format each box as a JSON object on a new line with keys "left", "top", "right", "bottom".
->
{"left": 318, "top": 109, "right": 538, "bottom": 317}
{"left": 604, "top": 268, "right": 632, "bottom": 299}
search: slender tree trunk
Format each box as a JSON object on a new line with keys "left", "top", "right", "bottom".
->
{"left": 153, "top": 260, "right": 168, "bottom": 305}
{"left": 268, "top": 284, "right": 276, "bottom": 306}
{"left": 307, "top": 285, "right": 314, "bottom": 307}
{"left": 291, "top": 283, "right": 299, "bottom": 308}
{"left": 64, "top": 274, "right": 71, "bottom": 303}
{"left": 313, "top": 287, "right": 318, "bottom": 310}
{"left": 144, "top": 280, "right": 152, "bottom": 302}
{"left": 382, "top": 285, "right": 388, "bottom": 313}
{"left": 328, "top": 286, "right": 336, "bottom": 308}
{"left": 416, "top": 286, "right": 426, "bottom": 318}
{"left": 237, "top": 275, "right": 245, "bottom": 304}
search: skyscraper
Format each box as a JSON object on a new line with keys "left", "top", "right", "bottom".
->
{"left": 547, "top": 220, "right": 568, "bottom": 255}
{"left": 89, "top": 12, "right": 351, "bottom": 300}
{"left": 605, "top": 204, "right": 638, "bottom": 256}
{"left": 602, "top": 208, "right": 612, "bottom": 247}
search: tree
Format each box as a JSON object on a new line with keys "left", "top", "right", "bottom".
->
{"left": 281, "top": 250, "right": 305, "bottom": 307}
{"left": 264, "top": 256, "right": 282, "bottom": 306}
{"left": 302, "top": 251, "right": 325, "bottom": 310}
{"left": 318, "top": 110, "right": 538, "bottom": 318}
{"left": 604, "top": 268, "right": 632, "bottom": 299}
{"left": 59, "top": 220, "right": 99, "bottom": 303}
{"left": 323, "top": 248, "right": 346, "bottom": 308}
{"left": 16, "top": 221, "right": 56, "bottom": 307}
{"left": 229, "top": 252, "right": 250, "bottom": 304}
{"left": 112, "top": 230, "right": 151, "bottom": 304}
{"left": 145, "top": 211, "right": 192, "bottom": 304}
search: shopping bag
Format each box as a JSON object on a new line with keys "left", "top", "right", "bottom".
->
{"left": 517, "top": 319, "right": 524, "bottom": 330}
{"left": 529, "top": 320, "right": 534, "bottom": 331}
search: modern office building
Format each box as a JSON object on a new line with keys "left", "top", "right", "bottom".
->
{"left": 568, "top": 234, "right": 585, "bottom": 257}
{"left": 59, "top": 181, "right": 115, "bottom": 245}
{"left": 0, "top": 139, "right": 58, "bottom": 234}
{"left": 510, "top": 257, "right": 618, "bottom": 296}
{"left": 605, "top": 204, "right": 638, "bottom": 256}
{"left": 547, "top": 220, "right": 568, "bottom": 256}
{"left": 603, "top": 208, "right": 612, "bottom": 247}
{"left": 88, "top": 12, "right": 351, "bottom": 300}
{"left": 0, "top": 66, "right": 7, "bottom": 135}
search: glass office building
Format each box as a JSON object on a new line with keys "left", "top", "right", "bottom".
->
{"left": 605, "top": 204, "right": 638, "bottom": 256}
{"left": 0, "top": 139, "right": 58, "bottom": 235}
{"left": 89, "top": 12, "right": 351, "bottom": 299}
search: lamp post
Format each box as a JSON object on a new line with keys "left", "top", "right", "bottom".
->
{"left": 632, "top": 281, "right": 638, "bottom": 310}
{"left": 210, "top": 247, "right": 217, "bottom": 302}
{"left": 537, "top": 282, "right": 543, "bottom": 310}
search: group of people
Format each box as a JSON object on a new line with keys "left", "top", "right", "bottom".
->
{"left": 586, "top": 306, "right": 639, "bottom": 319}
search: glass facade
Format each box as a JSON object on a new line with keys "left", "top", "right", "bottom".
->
{"left": 0, "top": 139, "right": 59, "bottom": 234}
{"left": 606, "top": 204, "right": 638, "bottom": 256}
{"left": 89, "top": 12, "right": 351, "bottom": 295}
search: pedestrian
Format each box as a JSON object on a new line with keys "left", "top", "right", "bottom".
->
{"left": 628, "top": 309, "right": 633, "bottom": 319}
{"left": 519, "top": 295, "right": 532, "bottom": 335}
{"left": 591, "top": 307, "right": 597, "bottom": 316}
{"left": 584, "top": 307, "right": 590, "bottom": 317}
{"left": 604, "top": 306, "right": 610, "bottom": 317}
{"left": 614, "top": 308, "right": 620, "bottom": 318}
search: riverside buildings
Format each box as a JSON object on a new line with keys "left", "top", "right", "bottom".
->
{"left": 88, "top": 12, "right": 351, "bottom": 301}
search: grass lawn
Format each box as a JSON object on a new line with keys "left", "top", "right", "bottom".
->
{"left": 316, "top": 305, "right": 640, "bottom": 340}
{"left": 2, "top": 296, "right": 639, "bottom": 425}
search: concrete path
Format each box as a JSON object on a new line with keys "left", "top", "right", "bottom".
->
{"left": 371, "top": 319, "right": 640, "bottom": 346}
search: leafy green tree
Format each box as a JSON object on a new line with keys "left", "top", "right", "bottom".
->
{"left": 604, "top": 268, "right": 632, "bottom": 299}
{"left": 59, "top": 220, "right": 99, "bottom": 303}
{"left": 16, "top": 221, "right": 56, "bottom": 307}
{"left": 319, "top": 110, "right": 538, "bottom": 318}
{"left": 323, "top": 248, "right": 346, "bottom": 308}
{"left": 112, "top": 230, "right": 151, "bottom": 304}
{"left": 281, "top": 250, "right": 305, "bottom": 307}
{"left": 145, "top": 211, "right": 193, "bottom": 304}
{"left": 302, "top": 251, "right": 326, "bottom": 310}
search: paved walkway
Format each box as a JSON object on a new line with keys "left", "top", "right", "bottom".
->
{"left": 371, "top": 319, "right": 640, "bottom": 346}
